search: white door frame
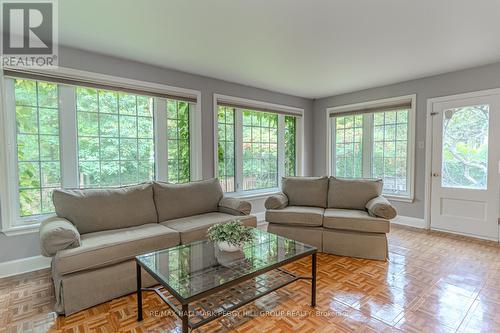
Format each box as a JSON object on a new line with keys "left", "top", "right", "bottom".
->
{"left": 425, "top": 88, "right": 500, "bottom": 236}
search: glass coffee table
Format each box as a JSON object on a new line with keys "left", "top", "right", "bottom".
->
{"left": 136, "top": 228, "right": 317, "bottom": 333}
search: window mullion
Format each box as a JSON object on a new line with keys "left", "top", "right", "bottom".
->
{"left": 59, "top": 85, "right": 78, "bottom": 188}
{"left": 155, "top": 98, "right": 168, "bottom": 182}
{"left": 277, "top": 115, "right": 285, "bottom": 184}
{"left": 234, "top": 109, "right": 243, "bottom": 193}
{"left": 362, "top": 114, "right": 373, "bottom": 178}
{"left": 1, "top": 78, "right": 20, "bottom": 227}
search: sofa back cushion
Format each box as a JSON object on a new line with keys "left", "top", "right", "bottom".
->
{"left": 282, "top": 176, "right": 329, "bottom": 208}
{"left": 328, "top": 177, "right": 383, "bottom": 210}
{"left": 52, "top": 183, "right": 157, "bottom": 234}
{"left": 154, "top": 178, "right": 223, "bottom": 221}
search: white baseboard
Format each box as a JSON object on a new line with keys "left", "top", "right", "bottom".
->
{"left": 0, "top": 255, "right": 51, "bottom": 279}
{"left": 391, "top": 215, "right": 426, "bottom": 229}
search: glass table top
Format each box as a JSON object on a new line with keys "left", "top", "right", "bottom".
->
{"left": 136, "top": 228, "right": 316, "bottom": 301}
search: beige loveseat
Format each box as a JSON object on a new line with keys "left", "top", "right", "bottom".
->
{"left": 265, "top": 177, "right": 397, "bottom": 261}
{"left": 39, "top": 178, "right": 256, "bottom": 315}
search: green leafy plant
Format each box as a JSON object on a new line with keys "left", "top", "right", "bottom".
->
{"left": 207, "top": 220, "right": 254, "bottom": 247}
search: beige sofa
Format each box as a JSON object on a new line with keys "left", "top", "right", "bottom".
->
{"left": 265, "top": 177, "right": 397, "bottom": 261}
{"left": 39, "top": 178, "right": 256, "bottom": 315}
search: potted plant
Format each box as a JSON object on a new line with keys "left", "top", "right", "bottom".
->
{"left": 207, "top": 220, "right": 254, "bottom": 252}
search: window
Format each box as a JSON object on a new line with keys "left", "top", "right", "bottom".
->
{"left": 441, "top": 105, "right": 489, "bottom": 189}
{"left": 1, "top": 72, "right": 200, "bottom": 230}
{"left": 215, "top": 96, "right": 302, "bottom": 195}
{"left": 242, "top": 110, "right": 278, "bottom": 190}
{"left": 373, "top": 110, "right": 409, "bottom": 194}
{"left": 15, "top": 79, "right": 61, "bottom": 217}
{"left": 334, "top": 115, "right": 363, "bottom": 178}
{"left": 167, "top": 100, "right": 190, "bottom": 183}
{"left": 329, "top": 96, "right": 415, "bottom": 200}
{"left": 76, "top": 88, "right": 155, "bottom": 187}
{"left": 284, "top": 115, "right": 297, "bottom": 176}
{"left": 217, "top": 106, "right": 235, "bottom": 192}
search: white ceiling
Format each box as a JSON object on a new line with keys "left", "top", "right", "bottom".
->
{"left": 59, "top": 0, "right": 500, "bottom": 99}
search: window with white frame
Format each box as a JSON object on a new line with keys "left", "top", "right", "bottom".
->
{"left": 216, "top": 96, "right": 302, "bottom": 195}
{"left": 76, "top": 88, "right": 155, "bottom": 187}
{"left": 242, "top": 110, "right": 279, "bottom": 190}
{"left": 167, "top": 100, "right": 191, "bottom": 184}
{"left": 15, "top": 80, "right": 61, "bottom": 216}
{"left": 329, "top": 96, "right": 415, "bottom": 199}
{"left": 1, "top": 73, "right": 200, "bottom": 229}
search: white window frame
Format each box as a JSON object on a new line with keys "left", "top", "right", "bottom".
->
{"left": 0, "top": 67, "right": 202, "bottom": 235}
{"left": 326, "top": 94, "right": 416, "bottom": 202}
{"left": 213, "top": 94, "right": 304, "bottom": 198}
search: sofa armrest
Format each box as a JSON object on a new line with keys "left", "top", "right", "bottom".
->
{"left": 218, "top": 197, "right": 252, "bottom": 216}
{"left": 39, "top": 216, "right": 81, "bottom": 257}
{"left": 366, "top": 196, "right": 397, "bottom": 220}
{"left": 264, "top": 193, "right": 289, "bottom": 210}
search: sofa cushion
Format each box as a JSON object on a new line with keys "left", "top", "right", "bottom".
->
{"left": 328, "top": 177, "right": 383, "bottom": 210}
{"left": 161, "top": 212, "right": 257, "bottom": 244}
{"left": 53, "top": 183, "right": 157, "bottom": 234}
{"left": 266, "top": 206, "right": 325, "bottom": 227}
{"left": 54, "top": 223, "right": 180, "bottom": 275}
{"left": 154, "top": 178, "right": 223, "bottom": 221}
{"left": 323, "top": 208, "right": 390, "bottom": 233}
{"left": 282, "top": 177, "right": 329, "bottom": 208}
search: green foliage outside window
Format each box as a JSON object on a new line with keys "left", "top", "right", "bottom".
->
{"left": 167, "top": 100, "right": 190, "bottom": 183}
{"left": 335, "top": 115, "right": 363, "bottom": 178}
{"left": 15, "top": 79, "right": 60, "bottom": 217}
{"left": 217, "top": 106, "right": 235, "bottom": 192}
{"left": 77, "top": 88, "right": 155, "bottom": 188}
{"left": 333, "top": 110, "right": 410, "bottom": 195}
{"left": 442, "top": 105, "right": 488, "bottom": 189}
{"left": 284, "top": 116, "right": 297, "bottom": 176}
{"left": 242, "top": 110, "right": 278, "bottom": 190}
{"left": 372, "top": 110, "right": 409, "bottom": 193}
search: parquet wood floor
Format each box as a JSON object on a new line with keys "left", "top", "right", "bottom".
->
{"left": 1, "top": 225, "right": 499, "bottom": 333}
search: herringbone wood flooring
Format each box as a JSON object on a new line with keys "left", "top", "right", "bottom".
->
{"left": 1, "top": 225, "right": 499, "bottom": 333}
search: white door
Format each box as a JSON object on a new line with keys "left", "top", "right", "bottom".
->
{"left": 430, "top": 92, "right": 500, "bottom": 241}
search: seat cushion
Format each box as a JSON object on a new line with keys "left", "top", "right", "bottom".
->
{"left": 323, "top": 208, "right": 390, "bottom": 233}
{"left": 54, "top": 224, "right": 180, "bottom": 275}
{"left": 328, "top": 177, "right": 383, "bottom": 210}
{"left": 266, "top": 206, "right": 325, "bottom": 227}
{"left": 53, "top": 183, "right": 157, "bottom": 234}
{"left": 282, "top": 177, "right": 329, "bottom": 208}
{"left": 153, "top": 178, "right": 223, "bottom": 221}
{"left": 161, "top": 212, "right": 257, "bottom": 244}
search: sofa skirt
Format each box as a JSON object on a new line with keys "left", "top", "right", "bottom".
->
{"left": 53, "top": 259, "right": 158, "bottom": 315}
{"left": 322, "top": 229, "right": 388, "bottom": 261}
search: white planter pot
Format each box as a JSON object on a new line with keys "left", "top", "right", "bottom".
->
{"left": 217, "top": 241, "right": 242, "bottom": 252}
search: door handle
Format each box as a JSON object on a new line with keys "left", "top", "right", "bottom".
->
{"left": 432, "top": 173, "right": 440, "bottom": 177}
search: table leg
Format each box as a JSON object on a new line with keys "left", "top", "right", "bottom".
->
{"left": 311, "top": 252, "right": 317, "bottom": 307}
{"left": 136, "top": 261, "right": 143, "bottom": 321}
{"left": 181, "top": 304, "right": 189, "bottom": 333}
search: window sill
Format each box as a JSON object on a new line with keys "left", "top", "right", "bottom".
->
{"left": 2, "top": 223, "right": 41, "bottom": 236}
{"left": 385, "top": 195, "right": 414, "bottom": 203}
